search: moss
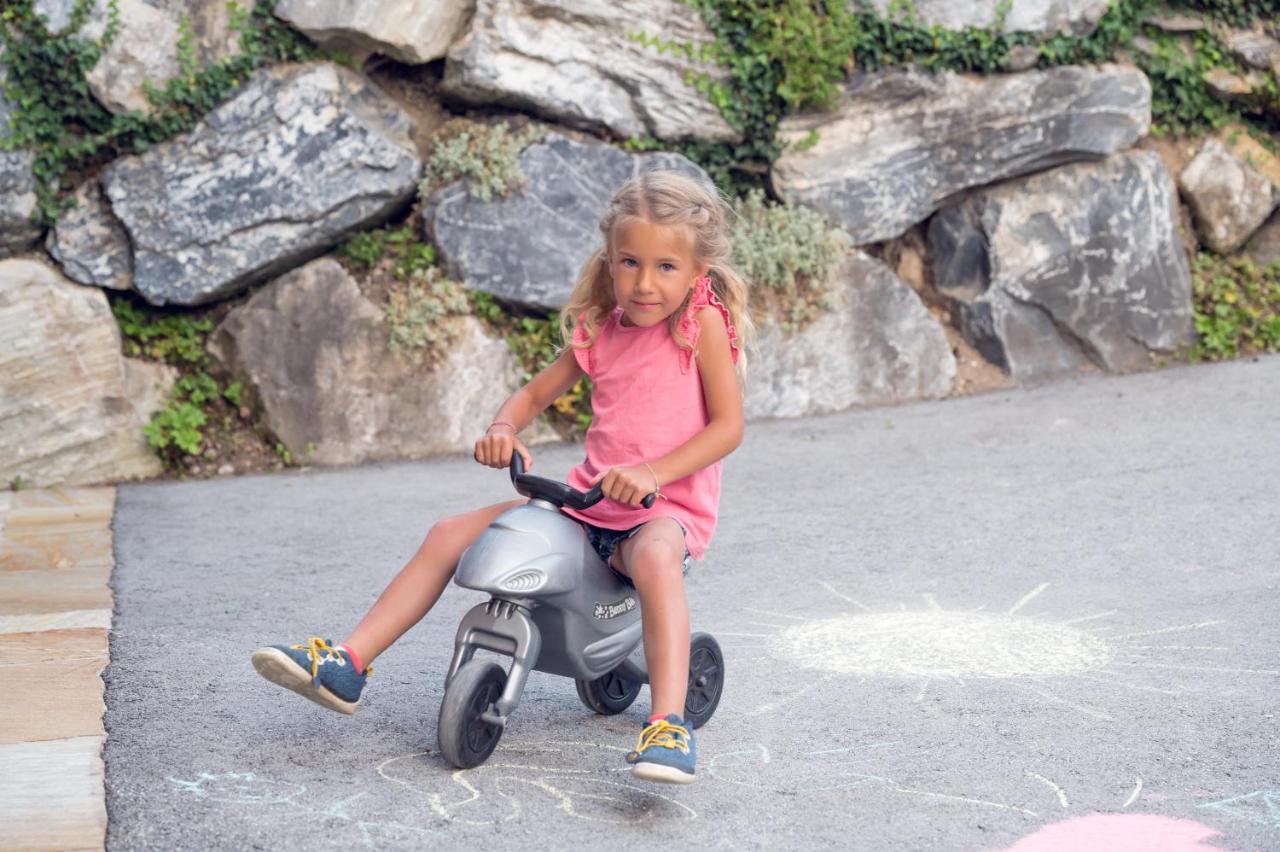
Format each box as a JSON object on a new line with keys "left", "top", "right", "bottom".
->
{"left": 384, "top": 265, "right": 472, "bottom": 361}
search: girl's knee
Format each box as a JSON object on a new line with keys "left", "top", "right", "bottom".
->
{"left": 626, "top": 538, "right": 685, "bottom": 584}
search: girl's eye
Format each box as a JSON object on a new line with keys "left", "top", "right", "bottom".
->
{"left": 661, "top": 263, "right": 676, "bottom": 272}
{"left": 621, "top": 258, "right": 637, "bottom": 268}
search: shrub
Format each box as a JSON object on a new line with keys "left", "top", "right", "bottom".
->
{"left": 420, "top": 120, "right": 544, "bottom": 201}
{"left": 731, "top": 189, "right": 852, "bottom": 328}
{"left": 1189, "top": 253, "right": 1280, "bottom": 361}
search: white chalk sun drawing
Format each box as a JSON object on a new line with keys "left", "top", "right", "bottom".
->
{"left": 720, "top": 581, "right": 1277, "bottom": 721}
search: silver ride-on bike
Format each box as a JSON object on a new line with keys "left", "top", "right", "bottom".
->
{"left": 437, "top": 455, "right": 725, "bottom": 769}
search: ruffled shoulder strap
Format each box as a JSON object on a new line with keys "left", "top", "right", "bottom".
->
{"left": 677, "top": 275, "right": 741, "bottom": 374}
{"left": 570, "top": 310, "right": 594, "bottom": 376}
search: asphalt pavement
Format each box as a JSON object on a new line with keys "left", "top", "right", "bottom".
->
{"left": 105, "top": 355, "right": 1280, "bottom": 850}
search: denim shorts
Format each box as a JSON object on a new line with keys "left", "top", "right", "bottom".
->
{"left": 581, "top": 518, "right": 693, "bottom": 586}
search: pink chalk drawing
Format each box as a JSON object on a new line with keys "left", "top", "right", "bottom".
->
{"left": 1003, "top": 813, "right": 1228, "bottom": 852}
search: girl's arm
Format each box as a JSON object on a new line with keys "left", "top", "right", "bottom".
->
{"left": 475, "top": 348, "right": 585, "bottom": 470}
{"left": 593, "top": 307, "right": 743, "bottom": 504}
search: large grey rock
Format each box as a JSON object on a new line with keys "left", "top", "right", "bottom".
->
{"left": 0, "top": 46, "right": 42, "bottom": 257}
{"left": 207, "top": 258, "right": 554, "bottom": 466}
{"left": 423, "top": 132, "right": 711, "bottom": 311}
{"left": 34, "top": 0, "right": 256, "bottom": 115}
{"left": 772, "top": 64, "right": 1151, "bottom": 245}
{"left": 0, "top": 258, "right": 164, "bottom": 487}
{"left": 442, "top": 0, "right": 736, "bottom": 142}
{"left": 746, "top": 253, "right": 955, "bottom": 418}
{"left": 1243, "top": 210, "right": 1280, "bottom": 267}
{"left": 928, "top": 151, "right": 1193, "bottom": 382}
{"left": 103, "top": 62, "right": 422, "bottom": 306}
{"left": 1222, "top": 25, "right": 1280, "bottom": 76}
{"left": 274, "top": 0, "right": 473, "bottom": 64}
{"left": 859, "top": 0, "right": 1113, "bottom": 37}
{"left": 0, "top": 151, "right": 40, "bottom": 258}
{"left": 1179, "top": 138, "right": 1277, "bottom": 254}
{"left": 45, "top": 181, "right": 133, "bottom": 290}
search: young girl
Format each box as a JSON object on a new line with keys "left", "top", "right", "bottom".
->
{"left": 252, "top": 169, "right": 751, "bottom": 784}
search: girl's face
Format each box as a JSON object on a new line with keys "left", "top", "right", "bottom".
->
{"left": 608, "top": 218, "right": 708, "bottom": 328}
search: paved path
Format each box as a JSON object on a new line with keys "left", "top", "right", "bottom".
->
{"left": 102, "top": 355, "right": 1279, "bottom": 850}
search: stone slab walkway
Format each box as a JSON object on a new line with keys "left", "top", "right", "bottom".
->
{"left": 0, "top": 487, "right": 114, "bottom": 851}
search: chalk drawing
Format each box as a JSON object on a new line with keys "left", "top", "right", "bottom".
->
{"left": 735, "top": 581, "right": 1274, "bottom": 723}
{"left": 1026, "top": 772, "right": 1070, "bottom": 809}
{"left": 1002, "top": 813, "right": 1226, "bottom": 851}
{"left": 1122, "top": 778, "right": 1143, "bottom": 809}
{"left": 168, "top": 772, "right": 440, "bottom": 849}
{"left": 375, "top": 741, "right": 697, "bottom": 826}
{"left": 1198, "top": 790, "right": 1280, "bottom": 828}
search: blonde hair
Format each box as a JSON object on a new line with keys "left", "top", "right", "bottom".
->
{"left": 559, "top": 170, "right": 753, "bottom": 379}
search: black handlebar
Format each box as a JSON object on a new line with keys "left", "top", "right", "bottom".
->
{"left": 509, "top": 454, "right": 656, "bottom": 510}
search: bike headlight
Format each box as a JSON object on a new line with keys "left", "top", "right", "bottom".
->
{"left": 500, "top": 570, "right": 546, "bottom": 593}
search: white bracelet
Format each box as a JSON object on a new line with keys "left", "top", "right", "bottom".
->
{"left": 642, "top": 462, "right": 661, "bottom": 496}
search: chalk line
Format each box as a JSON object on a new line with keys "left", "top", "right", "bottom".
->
{"left": 746, "top": 621, "right": 792, "bottom": 630}
{"left": 1026, "top": 772, "right": 1070, "bottom": 809}
{"left": 1123, "top": 777, "right": 1143, "bottom": 808}
{"left": 1111, "top": 620, "right": 1222, "bottom": 640}
{"left": 715, "top": 631, "right": 775, "bottom": 638}
{"left": 747, "top": 673, "right": 838, "bottom": 716}
{"left": 819, "top": 581, "right": 873, "bottom": 611}
{"left": 923, "top": 593, "right": 943, "bottom": 612}
{"left": 742, "top": 607, "right": 808, "bottom": 621}
{"left": 1120, "top": 645, "right": 1230, "bottom": 651}
{"left": 891, "top": 785, "right": 1039, "bottom": 818}
{"left": 1075, "top": 672, "right": 1182, "bottom": 696}
{"left": 1113, "top": 661, "right": 1279, "bottom": 675}
{"left": 1009, "top": 583, "right": 1049, "bottom": 616}
{"left": 1057, "top": 610, "right": 1116, "bottom": 626}
{"left": 1017, "top": 683, "right": 1113, "bottom": 721}
{"left": 914, "top": 679, "right": 929, "bottom": 703}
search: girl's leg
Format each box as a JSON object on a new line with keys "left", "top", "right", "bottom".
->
{"left": 611, "top": 518, "right": 690, "bottom": 718}
{"left": 341, "top": 498, "right": 527, "bottom": 668}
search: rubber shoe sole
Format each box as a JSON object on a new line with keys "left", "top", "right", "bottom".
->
{"left": 251, "top": 647, "right": 359, "bottom": 715}
{"left": 631, "top": 760, "right": 696, "bottom": 785}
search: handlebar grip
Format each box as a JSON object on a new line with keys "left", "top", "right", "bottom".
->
{"left": 642, "top": 493, "right": 656, "bottom": 509}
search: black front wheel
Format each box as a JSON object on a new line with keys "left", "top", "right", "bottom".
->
{"left": 575, "top": 668, "right": 643, "bottom": 715}
{"left": 683, "top": 632, "right": 724, "bottom": 729}
{"left": 438, "top": 660, "right": 507, "bottom": 769}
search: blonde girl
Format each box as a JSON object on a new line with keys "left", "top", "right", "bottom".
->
{"left": 253, "top": 169, "right": 751, "bottom": 784}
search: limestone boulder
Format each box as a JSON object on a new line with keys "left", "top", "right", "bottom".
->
{"left": 274, "top": 0, "right": 473, "bottom": 64}
{"left": 207, "top": 258, "right": 555, "bottom": 467}
{"left": 45, "top": 181, "right": 133, "bottom": 290}
{"left": 423, "top": 132, "right": 711, "bottom": 311}
{"left": 442, "top": 0, "right": 736, "bottom": 142}
{"left": 102, "top": 62, "right": 421, "bottom": 306}
{"left": 857, "top": 0, "right": 1113, "bottom": 37}
{"left": 34, "top": 0, "right": 256, "bottom": 115}
{"left": 0, "top": 259, "right": 166, "bottom": 487}
{"left": 745, "top": 253, "right": 955, "bottom": 419}
{"left": 1178, "top": 138, "right": 1277, "bottom": 255}
{"left": 928, "top": 151, "right": 1193, "bottom": 383}
{"left": 772, "top": 64, "right": 1150, "bottom": 245}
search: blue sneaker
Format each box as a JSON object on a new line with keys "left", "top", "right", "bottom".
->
{"left": 627, "top": 714, "right": 696, "bottom": 784}
{"left": 251, "top": 637, "right": 370, "bottom": 715}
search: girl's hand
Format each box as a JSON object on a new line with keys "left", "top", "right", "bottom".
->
{"left": 474, "top": 424, "right": 532, "bottom": 470}
{"left": 589, "top": 465, "right": 658, "bottom": 507}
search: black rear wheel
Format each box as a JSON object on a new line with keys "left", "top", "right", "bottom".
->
{"left": 683, "top": 632, "right": 724, "bottom": 729}
{"left": 438, "top": 660, "right": 507, "bottom": 769}
{"left": 575, "top": 668, "right": 643, "bottom": 715}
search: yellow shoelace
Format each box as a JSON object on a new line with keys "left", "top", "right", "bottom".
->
{"left": 290, "top": 636, "right": 373, "bottom": 682}
{"left": 633, "top": 719, "right": 690, "bottom": 755}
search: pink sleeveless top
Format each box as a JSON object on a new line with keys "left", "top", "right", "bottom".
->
{"left": 560, "top": 277, "right": 740, "bottom": 560}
